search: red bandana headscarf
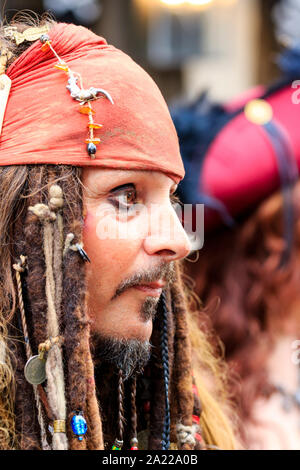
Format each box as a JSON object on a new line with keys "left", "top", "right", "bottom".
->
{"left": 0, "top": 23, "right": 184, "bottom": 184}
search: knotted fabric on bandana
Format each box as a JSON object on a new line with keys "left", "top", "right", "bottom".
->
{"left": 0, "top": 23, "right": 184, "bottom": 184}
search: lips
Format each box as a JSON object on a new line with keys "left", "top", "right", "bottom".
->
{"left": 140, "top": 281, "right": 165, "bottom": 289}
{"left": 133, "top": 280, "right": 165, "bottom": 297}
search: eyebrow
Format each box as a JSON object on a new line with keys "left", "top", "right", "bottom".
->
{"left": 84, "top": 170, "right": 178, "bottom": 195}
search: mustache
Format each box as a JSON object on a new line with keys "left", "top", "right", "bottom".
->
{"left": 111, "top": 261, "right": 175, "bottom": 300}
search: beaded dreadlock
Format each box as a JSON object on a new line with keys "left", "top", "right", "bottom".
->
{"left": 0, "top": 14, "right": 237, "bottom": 450}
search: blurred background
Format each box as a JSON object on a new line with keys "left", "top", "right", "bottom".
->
{"left": 0, "top": 0, "right": 281, "bottom": 105}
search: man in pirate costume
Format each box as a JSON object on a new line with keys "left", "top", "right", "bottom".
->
{"left": 0, "top": 14, "right": 236, "bottom": 450}
{"left": 172, "top": 3, "right": 300, "bottom": 447}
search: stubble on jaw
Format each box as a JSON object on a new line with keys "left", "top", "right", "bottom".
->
{"left": 89, "top": 263, "right": 176, "bottom": 379}
{"left": 90, "top": 289, "right": 169, "bottom": 379}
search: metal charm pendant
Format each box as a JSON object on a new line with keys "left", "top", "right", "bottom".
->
{"left": 24, "top": 355, "right": 46, "bottom": 385}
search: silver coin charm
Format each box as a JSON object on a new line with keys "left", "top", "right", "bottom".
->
{"left": 24, "top": 355, "right": 46, "bottom": 385}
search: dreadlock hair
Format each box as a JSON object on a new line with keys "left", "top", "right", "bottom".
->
{"left": 0, "top": 12, "right": 238, "bottom": 450}
{"left": 1, "top": 163, "right": 103, "bottom": 450}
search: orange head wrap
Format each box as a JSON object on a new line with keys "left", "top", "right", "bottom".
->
{"left": 0, "top": 22, "right": 184, "bottom": 183}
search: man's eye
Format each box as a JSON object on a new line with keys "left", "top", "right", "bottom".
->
{"left": 108, "top": 184, "right": 137, "bottom": 211}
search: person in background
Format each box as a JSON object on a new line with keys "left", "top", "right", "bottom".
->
{"left": 172, "top": 12, "right": 300, "bottom": 445}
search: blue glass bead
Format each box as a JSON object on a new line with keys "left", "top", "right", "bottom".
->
{"left": 87, "top": 143, "right": 97, "bottom": 156}
{"left": 71, "top": 413, "right": 87, "bottom": 440}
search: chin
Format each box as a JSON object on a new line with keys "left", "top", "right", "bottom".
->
{"left": 117, "top": 319, "right": 154, "bottom": 342}
{"left": 92, "top": 318, "right": 153, "bottom": 342}
{"left": 130, "top": 324, "right": 153, "bottom": 341}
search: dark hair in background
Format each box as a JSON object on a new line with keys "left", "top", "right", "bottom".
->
{"left": 187, "top": 181, "right": 300, "bottom": 441}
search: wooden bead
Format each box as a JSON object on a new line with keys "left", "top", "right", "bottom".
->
{"left": 87, "top": 123, "right": 103, "bottom": 129}
{"left": 85, "top": 138, "right": 101, "bottom": 145}
{"left": 79, "top": 105, "right": 95, "bottom": 115}
{"left": 41, "top": 40, "right": 51, "bottom": 52}
{"left": 54, "top": 63, "right": 69, "bottom": 72}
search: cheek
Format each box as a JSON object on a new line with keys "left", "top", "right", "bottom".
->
{"left": 82, "top": 210, "right": 99, "bottom": 261}
{"left": 82, "top": 208, "right": 144, "bottom": 272}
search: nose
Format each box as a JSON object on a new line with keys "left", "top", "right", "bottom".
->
{"left": 143, "top": 203, "right": 191, "bottom": 261}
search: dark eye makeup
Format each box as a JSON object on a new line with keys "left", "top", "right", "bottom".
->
{"left": 107, "top": 183, "right": 180, "bottom": 211}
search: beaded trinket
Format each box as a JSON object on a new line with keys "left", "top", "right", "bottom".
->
{"left": 71, "top": 411, "right": 87, "bottom": 441}
{"left": 112, "top": 438, "right": 123, "bottom": 450}
{"left": 40, "top": 34, "right": 113, "bottom": 159}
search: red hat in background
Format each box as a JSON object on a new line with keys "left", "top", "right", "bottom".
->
{"left": 202, "top": 82, "right": 299, "bottom": 229}
{"left": 172, "top": 76, "right": 300, "bottom": 231}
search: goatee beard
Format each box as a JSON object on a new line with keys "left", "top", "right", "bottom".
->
{"left": 90, "top": 333, "right": 152, "bottom": 380}
{"left": 140, "top": 296, "right": 159, "bottom": 322}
